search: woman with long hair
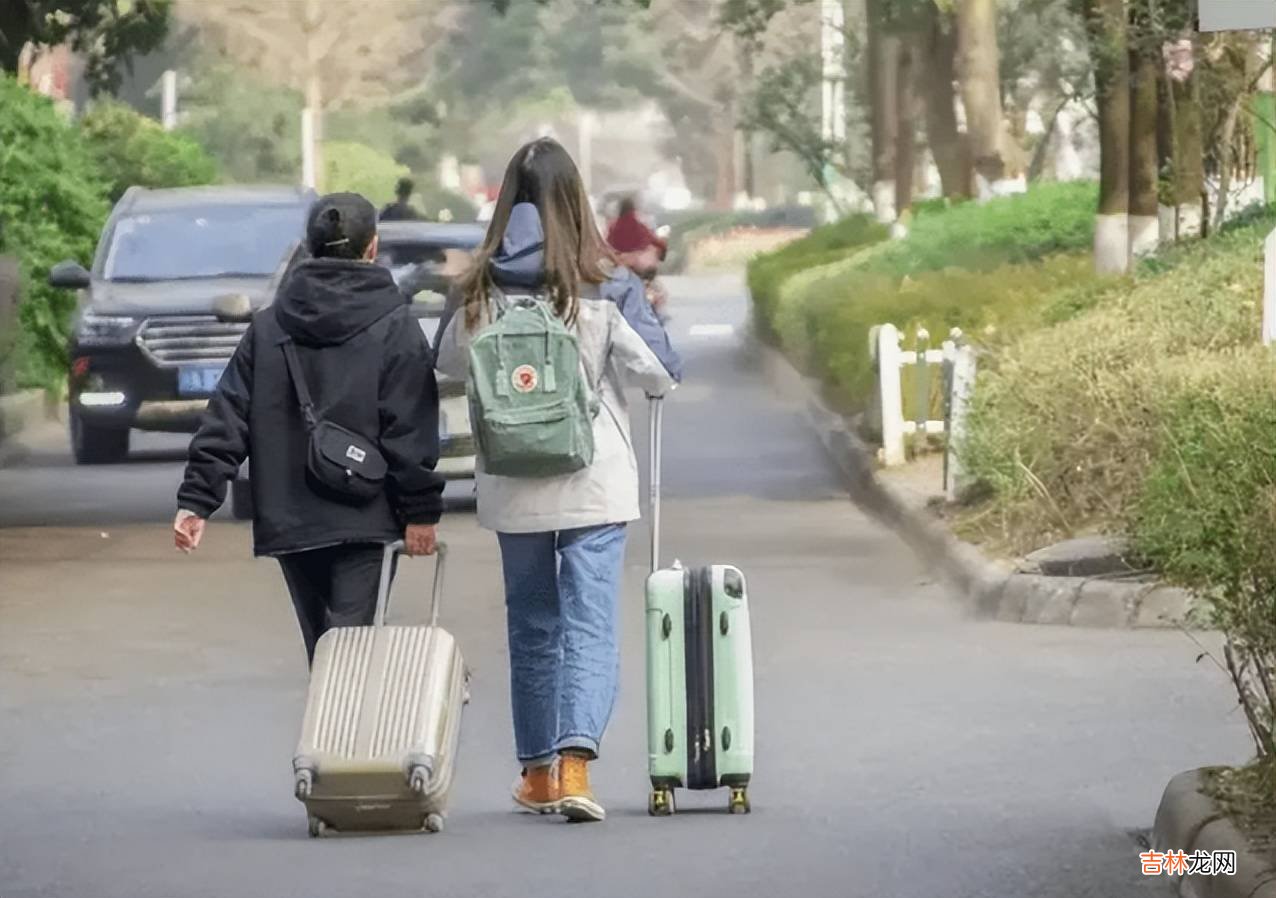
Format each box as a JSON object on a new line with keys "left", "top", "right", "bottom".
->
{"left": 437, "top": 138, "right": 682, "bottom": 822}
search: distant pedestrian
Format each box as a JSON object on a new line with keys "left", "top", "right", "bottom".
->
{"left": 379, "top": 177, "right": 424, "bottom": 222}
{"left": 606, "top": 195, "right": 666, "bottom": 276}
{"left": 437, "top": 138, "right": 682, "bottom": 823}
{"left": 174, "top": 192, "right": 445, "bottom": 666}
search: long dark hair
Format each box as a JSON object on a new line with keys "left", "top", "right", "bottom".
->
{"left": 461, "top": 138, "right": 613, "bottom": 329}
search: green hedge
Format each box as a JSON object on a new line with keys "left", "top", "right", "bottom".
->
{"left": 322, "top": 141, "right": 409, "bottom": 206}
{"left": 748, "top": 214, "right": 888, "bottom": 340}
{"left": 0, "top": 76, "right": 110, "bottom": 391}
{"left": 81, "top": 100, "right": 219, "bottom": 201}
{"left": 748, "top": 183, "right": 1100, "bottom": 410}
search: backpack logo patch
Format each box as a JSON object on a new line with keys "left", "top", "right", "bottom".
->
{"left": 511, "top": 364, "right": 538, "bottom": 393}
{"left": 345, "top": 445, "right": 367, "bottom": 464}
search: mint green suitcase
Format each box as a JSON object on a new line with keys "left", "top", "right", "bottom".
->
{"left": 644, "top": 398, "right": 755, "bottom": 815}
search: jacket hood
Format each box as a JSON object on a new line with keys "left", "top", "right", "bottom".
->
{"left": 274, "top": 258, "right": 406, "bottom": 346}
{"left": 490, "top": 202, "right": 546, "bottom": 290}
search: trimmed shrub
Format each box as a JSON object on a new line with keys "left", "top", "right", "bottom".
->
{"left": 80, "top": 100, "right": 218, "bottom": 201}
{"left": 747, "top": 183, "right": 1099, "bottom": 409}
{"left": 322, "top": 142, "right": 409, "bottom": 206}
{"left": 747, "top": 214, "right": 887, "bottom": 339}
{"left": 0, "top": 76, "right": 110, "bottom": 390}
{"left": 790, "top": 253, "right": 1099, "bottom": 409}
{"left": 955, "top": 214, "right": 1273, "bottom": 554}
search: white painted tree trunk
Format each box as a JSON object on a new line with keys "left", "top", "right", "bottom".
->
{"left": 301, "top": 108, "right": 317, "bottom": 190}
{"left": 872, "top": 180, "right": 897, "bottom": 224}
{"left": 1128, "top": 213, "right": 1160, "bottom": 259}
{"left": 1094, "top": 213, "right": 1130, "bottom": 274}
{"left": 1157, "top": 202, "right": 1204, "bottom": 243}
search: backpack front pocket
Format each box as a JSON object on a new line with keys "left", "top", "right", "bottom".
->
{"left": 478, "top": 399, "right": 594, "bottom": 478}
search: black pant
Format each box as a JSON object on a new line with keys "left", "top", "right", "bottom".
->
{"left": 278, "top": 543, "right": 392, "bottom": 665}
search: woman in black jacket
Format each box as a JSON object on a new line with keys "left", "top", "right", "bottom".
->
{"left": 174, "top": 193, "right": 445, "bottom": 665}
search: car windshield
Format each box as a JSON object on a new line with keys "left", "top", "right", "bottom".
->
{"left": 102, "top": 204, "right": 305, "bottom": 282}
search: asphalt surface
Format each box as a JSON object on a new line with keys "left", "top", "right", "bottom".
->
{"left": 0, "top": 273, "right": 1248, "bottom": 898}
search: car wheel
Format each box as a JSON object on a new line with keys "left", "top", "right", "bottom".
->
{"left": 230, "top": 477, "right": 253, "bottom": 521}
{"left": 70, "top": 411, "right": 130, "bottom": 465}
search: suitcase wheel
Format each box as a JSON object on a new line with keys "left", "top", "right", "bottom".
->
{"left": 728, "top": 787, "right": 751, "bottom": 815}
{"left": 424, "top": 813, "right": 445, "bottom": 834}
{"left": 648, "top": 788, "right": 675, "bottom": 817}
{"left": 307, "top": 816, "right": 328, "bottom": 838}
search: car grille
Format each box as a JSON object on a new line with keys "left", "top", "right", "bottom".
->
{"left": 137, "top": 316, "right": 249, "bottom": 367}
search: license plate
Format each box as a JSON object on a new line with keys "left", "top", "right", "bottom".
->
{"left": 178, "top": 365, "right": 226, "bottom": 397}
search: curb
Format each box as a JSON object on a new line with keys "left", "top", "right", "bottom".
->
{"left": 757, "top": 340, "right": 1194, "bottom": 629}
{"left": 1153, "top": 768, "right": 1276, "bottom": 898}
{"left": 0, "top": 390, "right": 50, "bottom": 440}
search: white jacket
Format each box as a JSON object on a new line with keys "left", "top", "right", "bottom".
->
{"left": 436, "top": 292, "right": 677, "bottom": 534}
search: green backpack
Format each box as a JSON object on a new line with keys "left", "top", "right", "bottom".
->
{"left": 467, "top": 295, "right": 597, "bottom": 478}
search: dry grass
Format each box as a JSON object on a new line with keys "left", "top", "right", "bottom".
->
{"left": 954, "top": 220, "right": 1271, "bottom": 556}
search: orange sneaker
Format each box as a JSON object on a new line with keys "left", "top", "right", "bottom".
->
{"left": 511, "top": 763, "right": 560, "bottom": 814}
{"left": 558, "top": 753, "right": 605, "bottom": 822}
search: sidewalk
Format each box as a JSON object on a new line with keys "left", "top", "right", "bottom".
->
{"left": 0, "top": 390, "right": 56, "bottom": 466}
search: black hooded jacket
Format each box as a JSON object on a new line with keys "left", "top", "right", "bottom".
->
{"left": 178, "top": 258, "right": 445, "bottom": 556}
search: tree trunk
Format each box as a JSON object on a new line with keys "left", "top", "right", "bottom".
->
{"left": 1128, "top": 41, "right": 1161, "bottom": 259}
{"left": 894, "top": 36, "right": 918, "bottom": 220}
{"left": 304, "top": 0, "right": 324, "bottom": 190}
{"left": 713, "top": 114, "right": 738, "bottom": 210}
{"left": 1083, "top": 0, "right": 1131, "bottom": 274}
{"left": 866, "top": 0, "right": 899, "bottom": 223}
{"left": 0, "top": 3, "right": 34, "bottom": 76}
{"left": 920, "top": 3, "right": 971, "bottom": 199}
{"left": 1213, "top": 94, "right": 1244, "bottom": 228}
{"left": 954, "top": 0, "right": 1006, "bottom": 198}
{"left": 1171, "top": 51, "right": 1205, "bottom": 238}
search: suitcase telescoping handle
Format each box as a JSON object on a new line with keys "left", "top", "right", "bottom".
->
{"left": 374, "top": 539, "right": 447, "bottom": 628}
{"left": 648, "top": 395, "right": 663, "bottom": 574}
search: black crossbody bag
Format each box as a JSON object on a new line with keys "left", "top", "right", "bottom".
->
{"left": 281, "top": 339, "right": 388, "bottom": 504}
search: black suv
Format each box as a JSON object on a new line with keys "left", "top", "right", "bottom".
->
{"left": 49, "top": 185, "right": 315, "bottom": 463}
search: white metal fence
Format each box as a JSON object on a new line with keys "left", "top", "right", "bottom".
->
{"left": 871, "top": 323, "right": 977, "bottom": 500}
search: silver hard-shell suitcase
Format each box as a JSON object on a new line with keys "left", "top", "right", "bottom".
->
{"left": 292, "top": 540, "right": 468, "bottom": 836}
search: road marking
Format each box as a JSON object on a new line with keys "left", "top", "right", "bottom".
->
{"left": 687, "top": 324, "right": 735, "bottom": 338}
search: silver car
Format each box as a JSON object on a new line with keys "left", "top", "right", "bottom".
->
{"left": 375, "top": 221, "right": 485, "bottom": 481}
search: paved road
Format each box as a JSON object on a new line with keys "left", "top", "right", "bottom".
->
{"left": 0, "top": 274, "right": 1248, "bottom": 898}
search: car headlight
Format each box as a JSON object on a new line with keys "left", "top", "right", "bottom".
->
{"left": 76, "top": 314, "right": 140, "bottom": 346}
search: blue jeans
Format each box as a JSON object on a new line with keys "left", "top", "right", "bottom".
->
{"left": 497, "top": 524, "right": 627, "bottom": 764}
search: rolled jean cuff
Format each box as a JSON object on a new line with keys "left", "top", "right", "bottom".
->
{"left": 554, "top": 734, "right": 600, "bottom": 759}
{"left": 520, "top": 753, "right": 557, "bottom": 769}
